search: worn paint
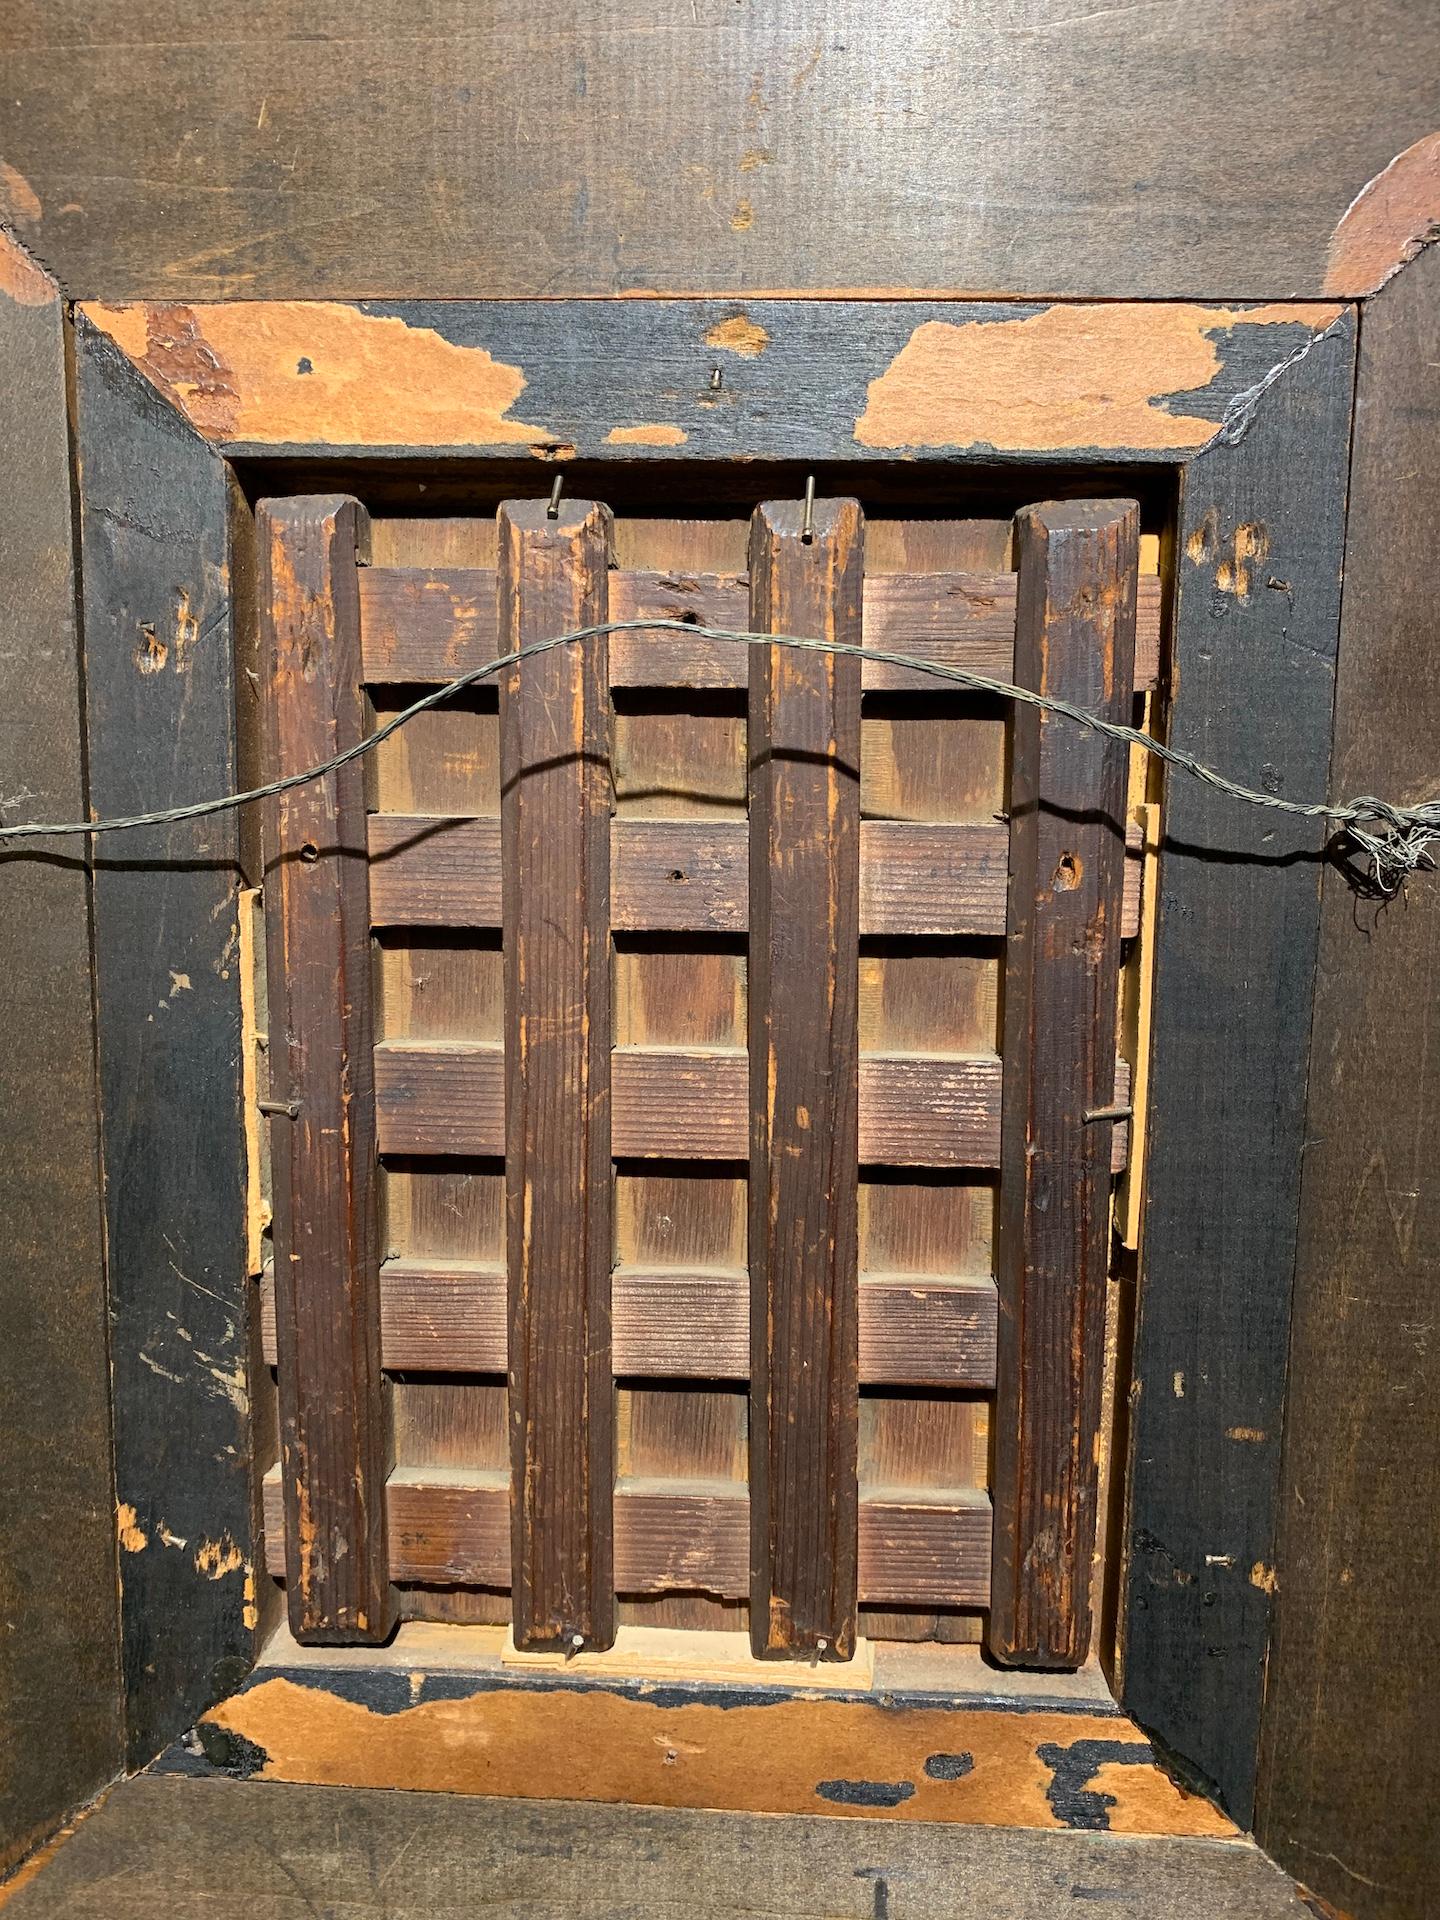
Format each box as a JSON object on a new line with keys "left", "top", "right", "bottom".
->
{"left": 604, "top": 423, "right": 689, "bottom": 446}
{"left": 704, "top": 312, "right": 770, "bottom": 358}
{"left": 1325, "top": 131, "right": 1440, "bottom": 294}
{"left": 0, "top": 229, "right": 52, "bottom": 307}
{"left": 195, "top": 1672, "right": 1235, "bottom": 1837}
{"left": 854, "top": 304, "right": 1343, "bottom": 452}
{"left": 81, "top": 301, "right": 557, "bottom": 447}
{"left": 116, "top": 1503, "right": 148, "bottom": 1553}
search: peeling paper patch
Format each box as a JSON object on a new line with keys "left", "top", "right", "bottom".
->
{"left": 605, "top": 423, "right": 689, "bottom": 446}
{"left": 854, "top": 304, "right": 1343, "bottom": 453}
{"left": 1325, "top": 131, "right": 1440, "bottom": 295}
{"left": 81, "top": 301, "right": 558, "bottom": 448}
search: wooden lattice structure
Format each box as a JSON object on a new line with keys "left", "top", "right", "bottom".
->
{"left": 256, "top": 491, "right": 1153, "bottom": 1668}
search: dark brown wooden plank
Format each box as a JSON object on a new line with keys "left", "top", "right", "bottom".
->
{"left": 1121, "top": 314, "right": 1355, "bottom": 1827}
{"left": 368, "top": 813, "right": 1143, "bottom": 939}
{"left": 358, "top": 565, "right": 1162, "bottom": 691}
{"left": 262, "top": 1263, "right": 997, "bottom": 1389}
{"left": 373, "top": 1042, "right": 1130, "bottom": 1170}
{"left": 259, "top": 494, "right": 394, "bottom": 1645}
{"left": 75, "top": 315, "right": 258, "bottom": 1766}
{"left": 0, "top": 235, "right": 123, "bottom": 1874}
{"left": 1255, "top": 248, "right": 1440, "bottom": 1920}
{"left": 10, "top": 10, "right": 1431, "bottom": 306}
{"left": 262, "top": 1471, "right": 990, "bottom": 1607}
{"left": 988, "top": 501, "right": 1138, "bottom": 1670}
{"left": 498, "top": 498, "right": 615, "bottom": 1653}
{"left": 747, "top": 496, "right": 863, "bottom": 1661}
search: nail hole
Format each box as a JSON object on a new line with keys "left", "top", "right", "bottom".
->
{"left": 299, "top": 842, "right": 320, "bottom": 863}
{"left": 669, "top": 869, "right": 687, "bottom": 884}
{"left": 1053, "top": 852, "right": 1081, "bottom": 890}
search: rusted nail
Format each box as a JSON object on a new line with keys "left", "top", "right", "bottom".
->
{"left": 801, "top": 474, "right": 816, "bottom": 544}
{"left": 258, "top": 1098, "right": 301, "bottom": 1119}
{"left": 547, "top": 475, "right": 564, "bottom": 520}
{"left": 1084, "top": 1103, "right": 1133, "bottom": 1123}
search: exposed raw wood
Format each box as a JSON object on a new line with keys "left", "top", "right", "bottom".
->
{"left": 498, "top": 499, "right": 615, "bottom": 1652}
{"left": 262, "top": 1470, "right": 991, "bottom": 1607}
{"left": 747, "top": 497, "right": 863, "bottom": 1659}
{"left": 499, "top": 1623, "right": 877, "bottom": 1691}
{"left": 367, "top": 813, "right": 1143, "bottom": 939}
{"left": 358, "top": 564, "right": 1162, "bottom": 690}
{"left": 987, "top": 501, "right": 1138, "bottom": 1670}
{"left": 374, "top": 1042, "right": 1130, "bottom": 1170}
{"left": 262, "top": 1263, "right": 997, "bottom": 1389}
{"left": 259, "top": 495, "right": 394, "bottom": 1646}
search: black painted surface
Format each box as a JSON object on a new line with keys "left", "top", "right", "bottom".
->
{"left": 1121, "top": 311, "right": 1356, "bottom": 1826}
{"left": 75, "top": 320, "right": 258, "bottom": 1768}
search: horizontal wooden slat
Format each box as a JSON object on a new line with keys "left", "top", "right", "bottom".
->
{"left": 359, "top": 566, "right": 1162, "bottom": 692}
{"left": 260, "top": 1262, "right": 998, "bottom": 1388}
{"left": 373, "top": 1043, "right": 1130, "bottom": 1170}
{"left": 262, "top": 1469, "right": 991, "bottom": 1606}
{"left": 368, "top": 813, "right": 1144, "bottom": 940}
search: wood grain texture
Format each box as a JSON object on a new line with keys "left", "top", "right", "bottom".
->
{"left": 358, "top": 564, "right": 1163, "bottom": 691}
{"left": 988, "top": 501, "right": 1138, "bottom": 1669}
{"left": 262, "top": 1265, "right": 997, "bottom": 1389}
{"left": 0, "top": 237, "right": 123, "bottom": 1875}
{"left": 372, "top": 1041, "right": 1129, "bottom": 1170}
{"left": 747, "top": 499, "right": 863, "bottom": 1658}
{"left": 75, "top": 318, "right": 257, "bottom": 1766}
{"left": 0, "top": 1774, "right": 1317, "bottom": 1917}
{"left": 367, "top": 813, "right": 1142, "bottom": 939}
{"left": 10, "top": 3, "right": 1433, "bottom": 309}
{"left": 261, "top": 1471, "right": 990, "bottom": 1607}
{"left": 498, "top": 499, "right": 615, "bottom": 1652}
{"left": 1255, "top": 247, "right": 1440, "bottom": 1920}
{"left": 260, "top": 495, "right": 393, "bottom": 1645}
{"left": 1120, "top": 312, "right": 1356, "bottom": 1827}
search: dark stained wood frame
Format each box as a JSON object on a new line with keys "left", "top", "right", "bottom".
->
{"left": 68, "top": 294, "right": 1357, "bottom": 1832}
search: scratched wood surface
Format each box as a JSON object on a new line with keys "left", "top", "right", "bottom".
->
{"left": 76, "top": 317, "right": 258, "bottom": 1767}
{"left": 259, "top": 496, "right": 394, "bottom": 1645}
{"left": 747, "top": 497, "right": 863, "bottom": 1660}
{"left": 1254, "top": 246, "right": 1440, "bottom": 1920}
{"left": 499, "top": 499, "right": 616, "bottom": 1652}
{"left": 0, "top": 236, "right": 122, "bottom": 1876}
{"left": 987, "top": 502, "right": 1138, "bottom": 1670}
{"left": 8, "top": 8, "right": 1435, "bottom": 304}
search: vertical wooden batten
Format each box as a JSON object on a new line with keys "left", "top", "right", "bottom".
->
{"left": 988, "top": 500, "right": 1139, "bottom": 1669}
{"left": 259, "top": 495, "right": 394, "bottom": 1645}
{"left": 499, "top": 498, "right": 616, "bottom": 1653}
{"left": 747, "top": 496, "right": 863, "bottom": 1661}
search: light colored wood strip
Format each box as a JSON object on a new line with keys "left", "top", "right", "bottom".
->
{"left": 372, "top": 1043, "right": 1130, "bottom": 1171}
{"left": 358, "top": 566, "right": 1162, "bottom": 690}
{"left": 262, "top": 1469, "right": 991, "bottom": 1606}
{"left": 368, "top": 812, "right": 1144, "bottom": 941}
{"left": 261, "top": 1263, "right": 998, "bottom": 1388}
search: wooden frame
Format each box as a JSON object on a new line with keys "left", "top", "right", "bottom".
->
{"left": 69, "top": 293, "right": 1356, "bottom": 1829}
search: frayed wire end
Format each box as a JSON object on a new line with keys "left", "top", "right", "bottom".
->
{"left": 1340, "top": 797, "right": 1440, "bottom": 897}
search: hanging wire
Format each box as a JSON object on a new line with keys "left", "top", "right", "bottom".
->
{"left": 0, "top": 617, "right": 1433, "bottom": 896}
